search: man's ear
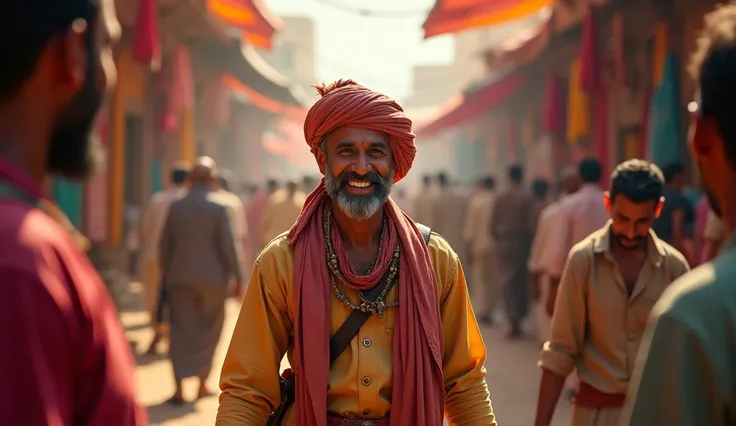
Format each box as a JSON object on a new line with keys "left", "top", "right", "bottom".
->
{"left": 315, "top": 149, "right": 327, "bottom": 175}
{"left": 603, "top": 191, "right": 612, "bottom": 213}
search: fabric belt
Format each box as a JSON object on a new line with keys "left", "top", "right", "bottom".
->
{"left": 327, "top": 416, "right": 389, "bottom": 426}
{"left": 574, "top": 381, "right": 626, "bottom": 408}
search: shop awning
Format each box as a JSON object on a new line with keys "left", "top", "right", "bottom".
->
{"left": 206, "top": 0, "right": 282, "bottom": 50}
{"left": 192, "top": 38, "right": 311, "bottom": 117}
{"left": 263, "top": 117, "right": 314, "bottom": 167}
{"left": 484, "top": 10, "right": 551, "bottom": 72}
{"left": 422, "top": 0, "right": 553, "bottom": 39}
{"left": 415, "top": 74, "right": 527, "bottom": 138}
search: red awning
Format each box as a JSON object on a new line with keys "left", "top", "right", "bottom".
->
{"left": 222, "top": 75, "right": 307, "bottom": 121}
{"left": 262, "top": 118, "right": 314, "bottom": 167}
{"left": 415, "top": 74, "right": 527, "bottom": 139}
{"left": 423, "top": 0, "right": 553, "bottom": 39}
{"left": 206, "top": 0, "right": 282, "bottom": 50}
{"left": 484, "top": 11, "right": 551, "bottom": 72}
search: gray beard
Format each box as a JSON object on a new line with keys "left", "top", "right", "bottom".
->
{"left": 324, "top": 162, "right": 394, "bottom": 221}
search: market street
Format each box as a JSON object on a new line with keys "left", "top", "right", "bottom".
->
{"left": 122, "top": 283, "right": 572, "bottom": 426}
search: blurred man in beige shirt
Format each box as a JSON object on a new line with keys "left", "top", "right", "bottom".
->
{"left": 217, "top": 170, "right": 247, "bottom": 297}
{"left": 411, "top": 174, "right": 435, "bottom": 227}
{"left": 260, "top": 180, "right": 305, "bottom": 246}
{"left": 534, "top": 160, "right": 689, "bottom": 426}
{"left": 543, "top": 158, "right": 610, "bottom": 317}
{"left": 432, "top": 172, "right": 470, "bottom": 266}
{"left": 463, "top": 175, "right": 497, "bottom": 324}
{"left": 528, "top": 168, "right": 580, "bottom": 345}
{"left": 140, "top": 162, "right": 190, "bottom": 354}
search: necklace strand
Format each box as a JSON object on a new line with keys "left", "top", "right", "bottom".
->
{"left": 324, "top": 208, "right": 400, "bottom": 317}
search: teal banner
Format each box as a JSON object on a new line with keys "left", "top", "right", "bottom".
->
{"left": 52, "top": 178, "right": 83, "bottom": 228}
{"left": 152, "top": 157, "right": 163, "bottom": 193}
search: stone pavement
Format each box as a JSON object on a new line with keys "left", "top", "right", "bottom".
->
{"left": 123, "top": 299, "right": 572, "bottom": 426}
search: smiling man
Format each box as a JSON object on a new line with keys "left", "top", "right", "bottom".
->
{"left": 216, "top": 80, "right": 495, "bottom": 426}
{"left": 534, "top": 159, "right": 689, "bottom": 426}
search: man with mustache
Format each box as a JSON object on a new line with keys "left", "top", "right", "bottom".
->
{"left": 534, "top": 159, "right": 689, "bottom": 426}
{"left": 0, "top": 0, "right": 146, "bottom": 425}
{"left": 216, "top": 80, "right": 495, "bottom": 426}
{"left": 621, "top": 5, "right": 736, "bottom": 425}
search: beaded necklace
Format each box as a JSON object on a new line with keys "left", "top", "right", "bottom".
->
{"left": 324, "top": 207, "right": 399, "bottom": 318}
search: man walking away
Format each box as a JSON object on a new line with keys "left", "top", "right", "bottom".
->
{"left": 492, "top": 164, "right": 535, "bottom": 339}
{"left": 246, "top": 179, "right": 278, "bottom": 255}
{"left": 528, "top": 168, "right": 580, "bottom": 346}
{"left": 411, "top": 174, "right": 435, "bottom": 226}
{"left": 159, "top": 157, "right": 244, "bottom": 404}
{"left": 432, "top": 172, "right": 470, "bottom": 263}
{"left": 463, "top": 175, "right": 497, "bottom": 325}
{"left": 0, "top": 0, "right": 147, "bottom": 424}
{"left": 216, "top": 169, "right": 248, "bottom": 296}
{"left": 260, "top": 179, "right": 305, "bottom": 246}
{"left": 140, "top": 162, "right": 190, "bottom": 355}
{"left": 543, "top": 158, "right": 609, "bottom": 317}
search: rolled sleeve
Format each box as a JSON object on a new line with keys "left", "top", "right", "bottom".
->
{"left": 538, "top": 248, "right": 587, "bottom": 378}
{"left": 441, "top": 256, "right": 496, "bottom": 426}
{"left": 216, "top": 259, "right": 291, "bottom": 425}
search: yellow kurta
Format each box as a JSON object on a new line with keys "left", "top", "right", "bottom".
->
{"left": 216, "top": 232, "right": 495, "bottom": 425}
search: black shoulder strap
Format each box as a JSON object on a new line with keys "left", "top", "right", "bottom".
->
{"left": 329, "top": 222, "right": 433, "bottom": 365}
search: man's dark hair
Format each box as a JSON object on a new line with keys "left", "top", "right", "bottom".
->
{"left": 267, "top": 179, "right": 278, "bottom": 192}
{"left": 532, "top": 179, "right": 549, "bottom": 198}
{"left": 170, "top": 164, "right": 190, "bottom": 185}
{"left": 422, "top": 174, "right": 432, "bottom": 186}
{"left": 578, "top": 158, "right": 602, "bottom": 183}
{"left": 661, "top": 162, "right": 685, "bottom": 184}
{"left": 609, "top": 159, "right": 665, "bottom": 203}
{"left": 508, "top": 164, "right": 523, "bottom": 182}
{"left": 0, "top": 1, "right": 96, "bottom": 99}
{"left": 482, "top": 175, "right": 495, "bottom": 189}
{"left": 437, "top": 172, "right": 449, "bottom": 186}
{"left": 690, "top": 4, "right": 736, "bottom": 169}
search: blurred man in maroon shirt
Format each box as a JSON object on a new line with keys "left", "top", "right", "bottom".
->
{"left": 0, "top": 0, "right": 147, "bottom": 425}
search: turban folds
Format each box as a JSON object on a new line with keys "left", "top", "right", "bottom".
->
{"left": 303, "top": 80, "right": 416, "bottom": 182}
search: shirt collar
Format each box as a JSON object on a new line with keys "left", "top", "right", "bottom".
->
{"left": 592, "top": 220, "right": 666, "bottom": 267}
{"left": 0, "top": 154, "right": 89, "bottom": 251}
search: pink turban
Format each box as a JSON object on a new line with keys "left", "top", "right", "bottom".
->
{"left": 303, "top": 79, "right": 416, "bottom": 182}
